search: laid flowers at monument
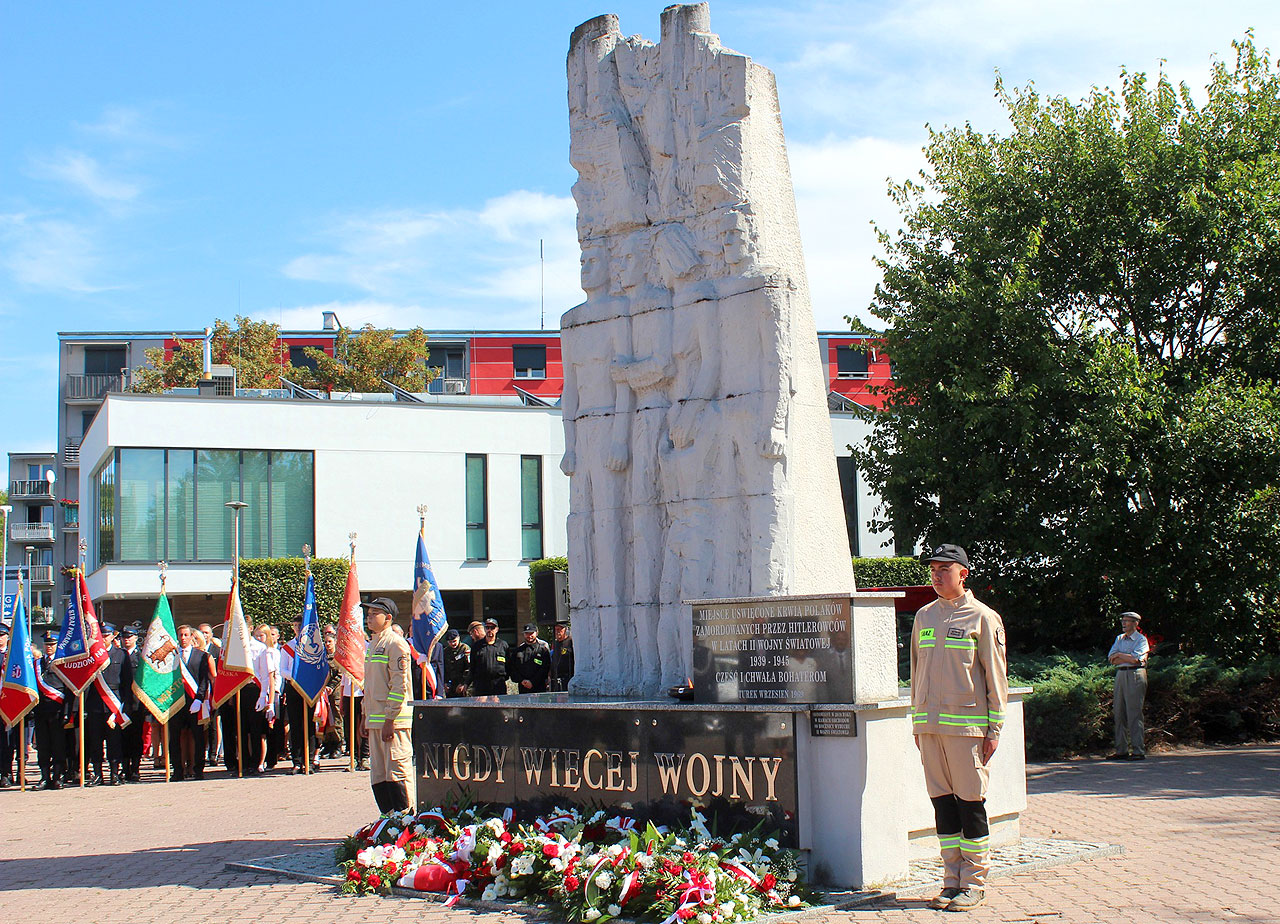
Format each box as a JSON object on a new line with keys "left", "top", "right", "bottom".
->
{"left": 335, "top": 804, "right": 807, "bottom": 922}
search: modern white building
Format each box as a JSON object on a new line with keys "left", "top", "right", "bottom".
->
{"left": 78, "top": 387, "right": 894, "bottom": 632}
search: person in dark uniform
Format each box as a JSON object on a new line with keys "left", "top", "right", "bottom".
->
{"left": 34, "top": 633, "right": 70, "bottom": 789}
{"left": 511, "top": 623, "right": 551, "bottom": 693}
{"left": 442, "top": 628, "right": 471, "bottom": 697}
{"left": 120, "top": 623, "right": 146, "bottom": 782}
{"left": 83, "top": 622, "right": 131, "bottom": 785}
{"left": 550, "top": 621, "right": 574, "bottom": 692}
{"left": 469, "top": 618, "right": 509, "bottom": 695}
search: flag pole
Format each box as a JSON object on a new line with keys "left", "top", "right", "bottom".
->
{"left": 303, "top": 544, "right": 312, "bottom": 778}
{"left": 348, "top": 532, "right": 357, "bottom": 773}
{"left": 160, "top": 561, "right": 171, "bottom": 784}
{"left": 18, "top": 716, "right": 26, "bottom": 792}
{"left": 78, "top": 692, "right": 85, "bottom": 787}
{"left": 418, "top": 505, "right": 428, "bottom": 701}
{"left": 75, "top": 549, "right": 89, "bottom": 787}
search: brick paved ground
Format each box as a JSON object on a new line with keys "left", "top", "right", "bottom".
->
{"left": 2, "top": 744, "right": 1277, "bottom": 924}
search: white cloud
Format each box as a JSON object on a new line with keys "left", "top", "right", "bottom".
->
{"left": 790, "top": 136, "right": 926, "bottom": 331}
{"left": 30, "top": 149, "right": 140, "bottom": 203}
{"left": 280, "top": 190, "right": 581, "bottom": 329}
{"left": 0, "top": 213, "right": 109, "bottom": 293}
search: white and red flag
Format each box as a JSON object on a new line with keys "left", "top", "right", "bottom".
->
{"left": 211, "top": 580, "right": 255, "bottom": 709}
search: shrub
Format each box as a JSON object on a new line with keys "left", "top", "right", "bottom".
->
{"left": 238, "top": 557, "right": 349, "bottom": 633}
{"left": 853, "top": 556, "right": 928, "bottom": 588}
{"left": 526, "top": 556, "right": 569, "bottom": 591}
{"left": 1010, "top": 651, "right": 1280, "bottom": 758}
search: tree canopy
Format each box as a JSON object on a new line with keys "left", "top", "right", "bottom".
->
{"left": 131, "top": 316, "right": 303, "bottom": 392}
{"left": 860, "top": 37, "right": 1280, "bottom": 657}
{"left": 303, "top": 325, "right": 433, "bottom": 393}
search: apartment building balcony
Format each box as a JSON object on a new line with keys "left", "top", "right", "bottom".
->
{"left": 10, "top": 522, "right": 55, "bottom": 542}
{"left": 9, "top": 480, "right": 54, "bottom": 499}
{"left": 27, "top": 565, "right": 55, "bottom": 585}
{"left": 65, "top": 372, "right": 126, "bottom": 401}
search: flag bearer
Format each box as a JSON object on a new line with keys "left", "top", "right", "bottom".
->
{"left": 910, "top": 545, "right": 1008, "bottom": 913}
{"left": 360, "top": 597, "right": 414, "bottom": 813}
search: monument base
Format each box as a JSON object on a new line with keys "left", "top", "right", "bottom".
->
{"left": 410, "top": 690, "right": 1027, "bottom": 890}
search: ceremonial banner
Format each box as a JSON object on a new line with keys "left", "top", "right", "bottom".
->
{"left": 52, "top": 572, "right": 110, "bottom": 695}
{"left": 288, "top": 571, "right": 329, "bottom": 706}
{"left": 211, "top": 581, "right": 255, "bottom": 709}
{"left": 0, "top": 590, "right": 37, "bottom": 729}
{"left": 133, "top": 593, "right": 185, "bottom": 723}
{"left": 334, "top": 559, "right": 363, "bottom": 687}
{"left": 411, "top": 529, "right": 447, "bottom": 696}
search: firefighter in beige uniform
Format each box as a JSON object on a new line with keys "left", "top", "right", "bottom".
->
{"left": 360, "top": 597, "right": 415, "bottom": 813}
{"left": 911, "top": 545, "right": 1008, "bottom": 913}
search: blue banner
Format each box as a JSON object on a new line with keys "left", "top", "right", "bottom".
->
{"left": 288, "top": 571, "right": 330, "bottom": 706}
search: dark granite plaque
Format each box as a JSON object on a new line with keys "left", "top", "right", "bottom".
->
{"left": 413, "top": 702, "right": 799, "bottom": 845}
{"left": 810, "top": 709, "right": 857, "bottom": 738}
{"left": 692, "top": 595, "right": 854, "bottom": 704}
{"left": 413, "top": 703, "right": 518, "bottom": 805}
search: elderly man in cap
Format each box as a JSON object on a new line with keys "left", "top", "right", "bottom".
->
{"left": 1107, "top": 611, "right": 1149, "bottom": 761}
{"left": 911, "top": 544, "right": 1008, "bottom": 912}
{"left": 360, "top": 597, "right": 414, "bottom": 812}
{"left": 469, "top": 617, "right": 510, "bottom": 695}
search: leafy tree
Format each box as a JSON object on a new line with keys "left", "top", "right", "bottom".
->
{"left": 131, "top": 315, "right": 302, "bottom": 392}
{"left": 861, "top": 37, "right": 1280, "bottom": 658}
{"left": 303, "top": 325, "right": 433, "bottom": 393}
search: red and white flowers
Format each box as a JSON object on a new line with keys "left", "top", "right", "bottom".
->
{"left": 336, "top": 804, "right": 807, "bottom": 921}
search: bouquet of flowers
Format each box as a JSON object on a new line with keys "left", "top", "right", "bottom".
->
{"left": 336, "top": 804, "right": 808, "bottom": 920}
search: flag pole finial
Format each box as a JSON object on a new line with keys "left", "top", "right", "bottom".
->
{"left": 303, "top": 544, "right": 312, "bottom": 574}
{"left": 348, "top": 532, "right": 357, "bottom": 560}
{"left": 417, "top": 503, "right": 427, "bottom": 531}
{"left": 158, "top": 560, "right": 168, "bottom": 592}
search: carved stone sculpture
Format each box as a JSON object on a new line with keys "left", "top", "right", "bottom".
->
{"left": 561, "top": 3, "right": 855, "bottom": 696}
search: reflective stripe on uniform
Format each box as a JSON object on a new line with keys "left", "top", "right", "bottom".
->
{"left": 959, "top": 836, "right": 989, "bottom": 853}
{"left": 938, "top": 834, "right": 962, "bottom": 849}
{"left": 944, "top": 639, "right": 975, "bottom": 650}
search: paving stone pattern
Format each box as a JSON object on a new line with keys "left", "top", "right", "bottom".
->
{"left": 2, "top": 745, "right": 1278, "bottom": 924}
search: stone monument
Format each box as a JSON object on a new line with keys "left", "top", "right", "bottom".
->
{"left": 561, "top": 2, "right": 855, "bottom": 697}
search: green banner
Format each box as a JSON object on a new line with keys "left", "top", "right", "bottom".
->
{"left": 132, "top": 593, "right": 185, "bottom": 724}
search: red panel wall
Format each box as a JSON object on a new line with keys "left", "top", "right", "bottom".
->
{"left": 467, "top": 335, "right": 564, "bottom": 398}
{"left": 825, "top": 337, "right": 894, "bottom": 409}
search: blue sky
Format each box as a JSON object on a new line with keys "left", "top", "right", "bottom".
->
{"left": 3, "top": 1, "right": 1279, "bottom": 463}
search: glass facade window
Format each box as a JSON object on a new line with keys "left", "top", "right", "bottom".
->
{"left": 92, "top": 448, "right": 314, "bottom": 564}
{"left": 520, "top": 455, "right": 543, "bottom": 560}
{"left": 465, "top": 454, "right": 488, "bottom": 561}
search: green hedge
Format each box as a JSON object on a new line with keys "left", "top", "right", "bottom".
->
{"left": 238, "top": 557, "right": 350, "bottom": 633}
{"left": 527, "top": 556, "right": 569, "bottom": 592}
{"left": 1012, "top": 652, "right": 1280, "bottom": 758}
{"left": 853, "top": 556, "right": 928, "bottom": 588}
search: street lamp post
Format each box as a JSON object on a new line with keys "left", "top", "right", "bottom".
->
{"left": 23, "top": 546, "right": 34, "bottom": 635}
{"left": 0, "top": 504, "right": 11, "bottom": 628}
{"left": 225, "top": 501, "right": 248, "bottom": 779}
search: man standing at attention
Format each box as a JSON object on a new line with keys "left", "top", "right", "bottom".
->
{"left": 361, "top": 597, "right": 414, "bottom": 813}
{"left": 911, "top": 544, "right": 1008, "bottom": 913}
{"left": 1107, "top": 611, "right": 1149, "bottom": 761}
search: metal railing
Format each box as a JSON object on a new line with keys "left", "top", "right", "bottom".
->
{"left": 9, "top": 480, "right": 54, "bottom": 498}
{"left": 10, "top": 522, "right": 55, "bottom": 542}
{"left": 27, "top": 565, "right": 55, "bottom": 585}
{"left": 65, "top": 372, "right": 126, "bottom": 400}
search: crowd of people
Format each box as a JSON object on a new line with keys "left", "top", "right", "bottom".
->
{"left": 0, "top": 611, "right": 574, "bottom": 791}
